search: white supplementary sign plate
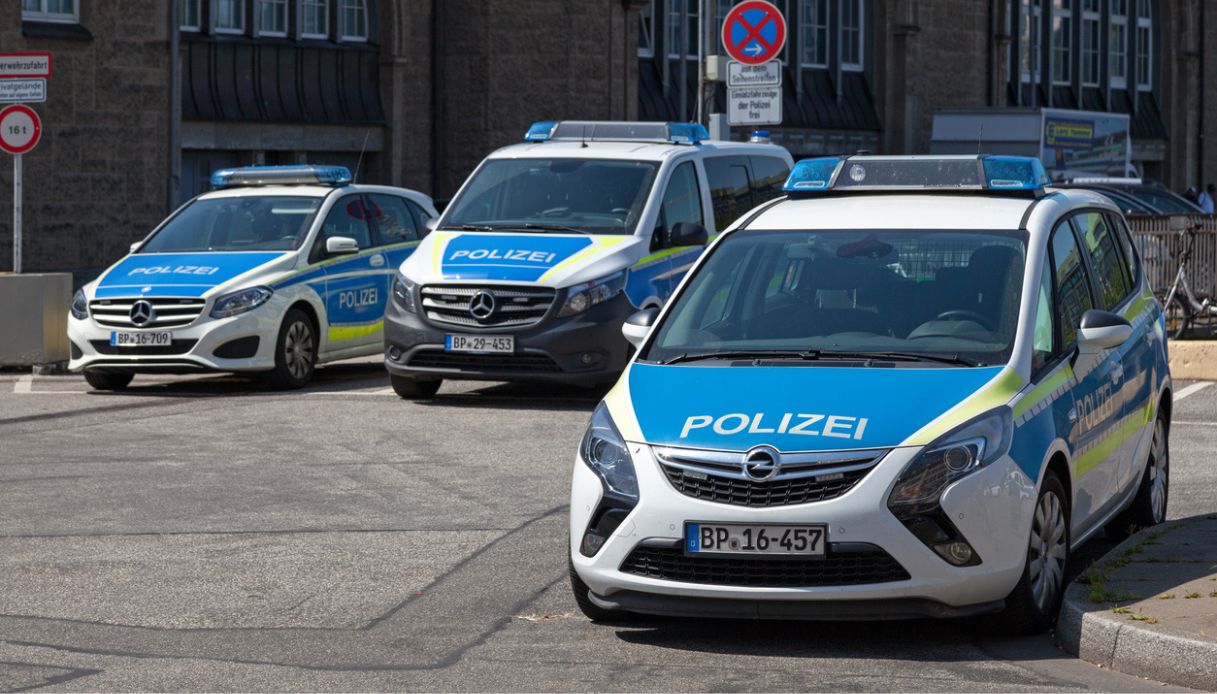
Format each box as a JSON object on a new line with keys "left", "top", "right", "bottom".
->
{"left": 0, "top": 53, "right": 51, "bottom": 79}
{"left": 727, "top": 60, "right": 781, "bottom": 88}
{"left": 727, "top": 86, "right": 782, "bottom": 126}
{"left": 0, "top": 79, "right": 45, "bottom": 103}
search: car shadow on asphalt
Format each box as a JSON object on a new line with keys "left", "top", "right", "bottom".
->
{"left": 83, "top": 361, "right": 392, "bottom": 398}
{"left": 421, "top": 381, "right": 607, "bottom": 411}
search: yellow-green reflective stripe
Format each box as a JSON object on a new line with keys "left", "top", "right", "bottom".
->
{"left": 632, "top": 237, "right": 715, "bottom": 269}
{"left": 907, "top": 368, "right": 1027, "bottom": 445}
{"left": 328, "top": 320, "right": 383, "bottom": 341}
{"left": 603, "top": 367, "right": 642, "bottom": 442}
{"left": 539, "top": 237, "right": 629, "bottom": 282}
{"left": 1013, "top": 365, "right": 1074, "bottom": 418}
{"left": 274, "top": 241, "right": 419, "bottom": 282}
{"left": 430, "top": 232, "right": 455, "bottom": 273}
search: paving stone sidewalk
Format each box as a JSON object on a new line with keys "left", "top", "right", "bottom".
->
{"left": 1057, "top": 515, "right": 1217, "bottom": 691}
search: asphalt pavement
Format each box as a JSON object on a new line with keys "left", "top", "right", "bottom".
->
{"left": 0, "top": 359, "right": 1211, "bottom": 692}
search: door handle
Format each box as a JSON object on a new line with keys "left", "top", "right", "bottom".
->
{"left": 1109, "top": 362, "right": 1124, "bottom": 384}
{"left": 369, "top": 254, "right": 385, "bottom": 268}
{"left": 1067, "top": 408, "right": 1078, "bottom": 424}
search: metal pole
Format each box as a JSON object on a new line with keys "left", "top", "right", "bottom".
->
{"left": 679, "top": 0, "right": 689, "bottom": 120}
{"left": 168, "top": 0, "right": 182, "bottom": 209}
{"left": 13, "top": 153, "right": 21, "bottom": 274}
{"left": 696, "top": 0, "right": 708, "bottom": 124}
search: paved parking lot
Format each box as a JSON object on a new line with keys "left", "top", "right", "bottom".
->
{"left": 0, "top": 361, "right": 1212, "bottom": 692}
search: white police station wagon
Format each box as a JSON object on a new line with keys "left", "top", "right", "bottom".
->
{"left": 569, "top": 155, "right": 1171, "bottom": 633}
{"left": 67, "top": 165, "right": 437, "bottom": 390}
{"left": 382, "top": 121, "right": 792, "bottom": 398}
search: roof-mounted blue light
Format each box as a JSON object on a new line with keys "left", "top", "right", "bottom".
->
{"left": 782, "top": 157, "right": 845, "bottom": 192}
{"left": 982, "top": 156, "right": 1050, "bottom": 190}
{"left": 524, "top": 121, "right": 559, "bottom": 142}
{"left": 210, "top": 165, "right": 353, "bottom": 189}
{"left": 522, "top": 120, "right": 710, "bottom": 145}
{"left": 665, "top": 123, "right": 710, "bottom": 144}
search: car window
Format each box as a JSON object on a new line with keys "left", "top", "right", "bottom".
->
{"left": 1031, "top": 258, "right": 1057, "bottom": 375}
{"left": 139, "top": 196, "right": 321, "bottom": 253}
{"left": 404, "top": 198, "right": 433, "bottom": 232}
{"left": 1050, "top": 220, "right": 1094, "bottom": 347}
{"left": 703, "top": 156, "right": 754, "bottom": 231}
{"left": 659, "top": 161, "right": 704, "bottom": 231}
{"left": 368, "top": 194, "right": 420, "bottom": 245}
{"left": 1074, "top": 212, "right": 1132, "bottom": 311}
{"left": 749, "top": 156, "right": 790, "bottom": 205}
{"left": 1109, "top": 213, "right": 1140, "bottom": 284}
{"left": 313, "top": 195, "right": 373, "bottom": 260}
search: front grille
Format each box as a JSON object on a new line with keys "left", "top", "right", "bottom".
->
{"left": 620, "top": 544, "right": 910, "bottom": 587}
{"left": 407, "top": 349, "right": 562, "bottom": 373}
{"left": 655, "top": 446, "right": 887, "bottom": 507}
{"left": 420, "top": 285, "right": 556, "bottom": 330}
{"left": 89, "top": 297, "right": 207, "bottom": 329}
{"left": 90, "top": 339, "right": 198, "bottom": 356}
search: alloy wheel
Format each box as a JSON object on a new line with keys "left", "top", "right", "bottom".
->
{"left": 1029, "top": 490, "right": 1068, "bottom": 613}
{"left": 284, "top": 320, "right": 314, "bottom": 380}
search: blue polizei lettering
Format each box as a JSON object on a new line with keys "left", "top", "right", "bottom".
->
{"left": 441, "top": 234, "right": 593, "bottom": 281}
{"left": 94, "top": 252, "right": 287, "bottom": 299}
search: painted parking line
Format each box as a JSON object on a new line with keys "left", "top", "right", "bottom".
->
{"left": 1173, "top": 420, "right": 1217, "bottom": 427}
{"left": 1174, "top": 381, "right": 1213, "bottom": 402}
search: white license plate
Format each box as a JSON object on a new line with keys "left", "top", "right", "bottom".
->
{"left": 109, "top": 331, "right": 172, "bottom": 347}
{"left": 444, "top": 334, "right": 514, "bottom": 353}
{"left": 685, "top": 522, "right": 827, "bottom": 557}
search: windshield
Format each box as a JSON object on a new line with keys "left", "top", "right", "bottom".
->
{"left": 139, "top": 196, "right": 323, "bottom": 253}
{"left": 643, "top": 229, "right": 1028, "bottom": 367}
{"left": 441, "top": 158, "right": 660, "bottom": 235}
{"left": 1124, "top": 187, "right": 1202, "bottom": 214}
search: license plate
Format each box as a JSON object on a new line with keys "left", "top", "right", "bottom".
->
{"left": 444, "top": 334, "right": 514, "bottom": 353}
{"left": 109, "top": 331, "right": 172, "bottom": 347}
{"left": 685, "top": 522, "right": 827, "bottom": 557}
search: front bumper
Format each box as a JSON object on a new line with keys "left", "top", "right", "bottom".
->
{"left": 67, "top": 303, "right": 284, "bottom": 374}
{"left": 569, "top": 444, "right": 1037, "bottom": 618}
{"left": 383, "top": 291, "right": 635, "bottom": 386}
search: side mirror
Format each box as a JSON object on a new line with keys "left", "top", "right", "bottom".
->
{"left": 622, "top": 307, "right": 660, "bottom": 349}
{"left": 325, "top": 236, "right": 360, "bottom": 255}
{"left": 423, "top": 217, "right": 438, "bottom": 232}
{"left": 665, "top": 222, "right": 709, "bottom": 249}
{"left": 1077, "top": 309, "right": 1132, "bottom": 354}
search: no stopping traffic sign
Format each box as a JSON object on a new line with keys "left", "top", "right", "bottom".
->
{"left": 0, "top": 104, "right": 41, "bottom": 155}
{"left": 722, "top": 1, "right": 787, "bottom": 65}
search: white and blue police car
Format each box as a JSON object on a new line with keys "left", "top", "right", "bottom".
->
{"left": 67, "top": 165, "right": 437, "bottom": 390}
{"left": 382, "top": 121, "right": 793, "bottom": 398}
{"left": 569, "top": 155, "right": 1171, "bottom": 633}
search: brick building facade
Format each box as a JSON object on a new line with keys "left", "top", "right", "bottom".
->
{"left": 1, "top": 0, "right": 1215, "bottom": 275}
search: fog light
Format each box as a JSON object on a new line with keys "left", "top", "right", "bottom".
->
{"left": 935, "top": 541, "right": 976, "bottom": 566}
{"left": 581, "top": 532, "right": 606, "bottom": 555}
{"left": 387, "top": 345, "right": 402, "bottom": 361}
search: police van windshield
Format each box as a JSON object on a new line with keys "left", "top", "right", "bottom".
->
{"left": 139, "top": 196, "right": 323, "bottom": 253}
{"left": 441, "top": 158, "right": 660, "bottom": 235}
{"left": 643, "top": 229, "right": 1028, "bottom": 367}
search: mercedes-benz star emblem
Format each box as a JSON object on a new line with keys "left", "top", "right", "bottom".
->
{"left": 129, "top": 300, "right": 156, "bottom": 327}
{"left": 468, "top": 291, "right": 497, "bottom": 320}
{"left": 742, "top": 445, "right": 781, "bottom": 481}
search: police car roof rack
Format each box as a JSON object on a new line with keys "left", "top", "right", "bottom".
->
{"left": 782, "top": 155, "right": 1050, "bottom": 199}
{"left": 210, "top": 165, "right": 354, "bottom": 189}
{"left": 524, "top": 120, "right": 710, "bottom": 145}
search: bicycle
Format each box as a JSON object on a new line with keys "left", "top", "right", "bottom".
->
{"left": 1155, "top": 218, "right": 1217, "bottom": 339}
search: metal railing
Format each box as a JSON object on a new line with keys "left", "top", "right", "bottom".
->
{"left": 1127, "top": 215, "right": 1217, "bottom": 298}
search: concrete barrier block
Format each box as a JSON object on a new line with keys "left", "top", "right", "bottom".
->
{"left": 0, "top": 273, "right": 72, "bottom": 366}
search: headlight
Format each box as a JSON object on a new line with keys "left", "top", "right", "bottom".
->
{"left": 392, "top": 274, "right": 416, "bottom": 313}
{"left": 70, "top": 289, "right": 89, "bottom": 320}
{"left": 210, "top": 286, "right": 273, "bottom": 319}
{"left": 579, "top": 402, "right": 638, "bottom": 500}
{"left": 557, "top": 271, "right": 626, "bottom": 317}
{"left": 888, "top": 407, "right": 1013, "bottom": 516}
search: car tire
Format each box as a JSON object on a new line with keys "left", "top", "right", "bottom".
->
{"left": 569, "top": 558, "right": 637, "bottom": 622}
{"left": 263, "top": 308, "right": 317, "bottom": 390}
{"left": 992, "top": 470, "right": 1070, "bottom": 635}
{"left": 390, "top": 374, "right": 441, "bottom": 399}
{"left": 83, "top": 371, "right": 134, "bottom": 391}
{"left": 1106, "top": 410, "right": 1169, "bottom": 540}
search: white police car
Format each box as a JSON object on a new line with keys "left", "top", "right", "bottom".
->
{"left": 67, "top": 165, "right": 437, "bottom": 390}
{"left": 569, "top": 155, "right": 1171, "bottom": 633}
{"left": 382, "top": 121, "right": 792, "bottom": 398}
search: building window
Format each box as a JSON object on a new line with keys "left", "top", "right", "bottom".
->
{"left": 20, "top": 0, "right": 78, "bottom": 23}
{"left": 255, "top": 0, "right": 287, "bottom": 37}
{"left": 1135, "top": 0, "right": 1152, "bottom": 90}
{"left": 713, "top": 0, "right": 732, "bottom": 54}
{"left": 840, "top": 0, "right": 863, "bottom": 71}
{"left": 213, "top": 0, "right": 245, "bottom": 34}
{"left": 300, "top": 0, "right": 329, "bottom": 38}
{"left": 1051, "top": 0, "right": 1072, "bottom": 84}
{"left": 666, "top": 0, "right": 699, "bottom": 60}
{"left": 1081, "top": 0, "right": 1100, "bottom": 86}
{"left": 180, "top": 0, "right": 201, "bottom": 31}
{"left": 340, "top": 0, "right": 368, "bottom": 42}
{"left": 638, "top": 1, "right": 654, "bottom": 57}
{"left": 1110, "top": 0, "right": 1128, "bottom": 88}
{"left": 799, "top": 0, "right": 829, "bottom": 68}
{"left": 1019, "top": 0, "right": 1042, "bottom": 83}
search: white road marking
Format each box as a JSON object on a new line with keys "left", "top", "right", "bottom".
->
{"left": 12, "top": 375, "right": 32, "bottom": 394}
{"left": 1174, "top": 381, "right": 1213, "bottom": 402}
{"left": 1173, "top": 420, "right": 1217, "bottom": 426}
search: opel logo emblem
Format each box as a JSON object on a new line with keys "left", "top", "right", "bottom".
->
{"left": 742, "top": 445, "right": 781, "bottom": 481}
{"left": 469, "top": 291, "right": 497, "bottom": 320}
{"left": 129, "top": 300, "right": 155, "bottom": 327}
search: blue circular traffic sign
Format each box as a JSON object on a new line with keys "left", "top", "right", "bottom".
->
{"left": 721, "top": 1, "right": 787, "bottom": 65}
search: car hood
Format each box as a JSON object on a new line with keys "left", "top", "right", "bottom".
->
{"left": 400, "top": 231, "right": 642, "bottom": 287}
{"left": 93, "top": 252, "right": 292, "bottom": 299}
{"left": 626, "top": 362, "right": 1014, "bottom": 452}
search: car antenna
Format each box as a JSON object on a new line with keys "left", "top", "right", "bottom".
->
{"left": 976, "top": 123, "right": 984, "bottom": 156}
{"left": 582, "top": 125, "right": 589, "bottom": 148}
{"left": 353, "top": 129, "right": 372, "bottom": 182}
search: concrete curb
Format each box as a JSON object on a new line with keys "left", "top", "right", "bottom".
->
{"left": 1168, "top": 340, "right": 1217, "bottom": 380}
{"left": 1055, "top": 522, "right": 1217, "bottom": 691}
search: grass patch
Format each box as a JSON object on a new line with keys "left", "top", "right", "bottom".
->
{"left": 1185, "top": 592, "right": 1202, "bottom": 599}
{"left": 1158, "top": 593, "right": 1176, "bottom": 600}
{"left": 1112, "top": 606, "right": 1131, "bottom": 614}
{"left": 1082, "top": 527, "right": 1173, "bottom": 604}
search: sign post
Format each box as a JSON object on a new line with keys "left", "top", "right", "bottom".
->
{"left": 721, "top": 2, "right": 786, "bottom": 129}
{"left": 1, "top": 104, "right": 43, "bottom": 273}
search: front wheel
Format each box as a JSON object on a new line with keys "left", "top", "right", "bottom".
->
{"left": 992, "top": 471, "right": 1070, "bottom": 635}
{"left": 83, "top": 370, "right": 134, "bottom": 391}
{"left": 390, "top": 374, "right": 441, "bottom": 399}
{"left": 263, "top": 308, "right": 317, "bottom": 390}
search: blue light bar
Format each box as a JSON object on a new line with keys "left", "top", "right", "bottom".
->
{"left": 210, "top": 165, "right": 353, "bottom": 188}
{"left": 982, "top": 156, "right": 1050, "bottom": 190}
{"left": 522, "top": 121, "right": 709, "bottom": 144}
{"left": 524, "top": 121, "right": 559, "bottom": 142}
{"left": 782, "top": 157, "right": 844, "bottom": 192}
{"left": 665, "top": 123, "right": 710, "bottom": 144}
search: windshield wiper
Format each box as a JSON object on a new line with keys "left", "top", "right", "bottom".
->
{"left": 455, "top": 224, "right": 498, "bottom": 232}
{"left": 661, "top": 350, "right": 823, "bottom": 365}
{"left": 819, "top": 350, "right": 979, "bottom": 367}
{"left": 660, "top": 349, "right": 977, "bottom": 367}
{"left": 517, "top": 223, "right": 592, "bottom": 235}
